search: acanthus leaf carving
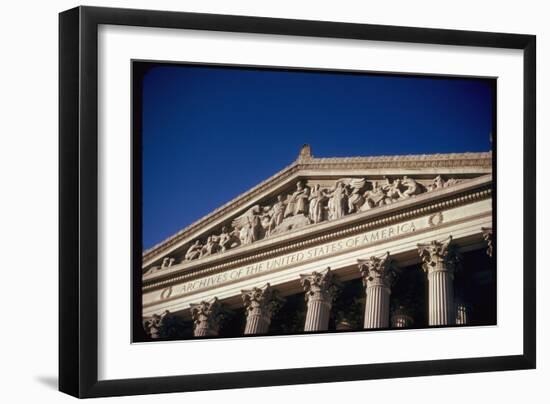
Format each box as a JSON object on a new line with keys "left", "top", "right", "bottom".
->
{"left": 357, "top": 252, "right": 398, "bottom": 289}
{"left": 300, "top": 267, "right": 340, "bottom": 303}
{"left": 241, "top": 283, "right": 285, "bottom": 319}
{"left": 143, "top": 310, "right": 171, "bottom": 339}
{"left": 417, "top": 236, "right": 460, "bottom": 274}
{"left": 190, "top": 298, "right": 224, "bottom": 336}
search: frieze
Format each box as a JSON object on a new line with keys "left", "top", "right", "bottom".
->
{"left": 148, "top": 174, "right": 468, "bottom": 274}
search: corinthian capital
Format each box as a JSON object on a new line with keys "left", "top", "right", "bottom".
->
{"left": 241, "top": 283, "right": 285, "bottom": 317}
{"left": 300, "top": 267, "right": 339, "bottom": 302}
{"left": 417, "top": 236, "right": 459, "bottom": 273}
{"left": 357, "top": 252, "right": 398, "bottom": 289}
{"left": 190, "top": 298, "right": 224, "bottom": 336}
{"left": 481, "top": 227, "right": 493, "bottom": 257}
{"left": 143, "top": 310, "right": 171, "bottom": 339}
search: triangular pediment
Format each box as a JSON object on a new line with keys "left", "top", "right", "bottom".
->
{"left": 143, "top": 148, "right": 492, "bottom": 272}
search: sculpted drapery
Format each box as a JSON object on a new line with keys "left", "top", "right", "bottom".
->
{"left": 328, "top": 181, "right": 347, "bottom": 220}
{"left": 284, "top": 180, "right": 310, "bottom": 217}
{"left": 309, "top": 184, "right": 328, "bottom": 224}
{"left": 178, "top": 174, "right": 462, "bottom": 265}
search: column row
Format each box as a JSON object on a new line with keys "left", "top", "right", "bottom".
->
{"left": 145, "top": 230, "right": 492, "bottom": 338}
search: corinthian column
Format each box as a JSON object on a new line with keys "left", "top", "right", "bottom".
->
{"left": 300, "top": 268, "right": 338, "bottom": 332}
{"left": 190, "top": 298, "right": 223, "bottom": 337}
{"left": 391, "top": 306, "right": 414, "bottom": 328}
{"left": 143, "top": 310, "right": 171, "bottom": 339}
{"left": 418, "top": 236, "right": 459, "bottom": 326}
{"left": 481, "top": 227, "right": 493, "bottom": 258}
{"left": 455, "top": 298, "right": 471, "bottom": 325}
{"left": 358, "top": 252, "right": 397, "bottom": 329}
{"left": 241, "top": 283, "right": 284, "bottom": 335}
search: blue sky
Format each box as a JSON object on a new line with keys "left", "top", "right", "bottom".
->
{"left": 140, "top": 63, "right": 494, "bottom": 249}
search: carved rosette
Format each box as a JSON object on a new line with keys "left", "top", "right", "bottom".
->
{"left": 418, "top": 236, "right": 459, "bottom": 326}
{"left": 300, "top": 268, "right": 339, "bottom": 331}
{"left": 241, "top": 284, "right": 284, "bottom": 335}
{"left": 190, "top": 298, "right": 224, "bottom": 337}
{"left": 481, "top": 227, "right": 493, "bottom": 258}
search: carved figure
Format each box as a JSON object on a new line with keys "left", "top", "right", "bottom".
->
{"left": 184, "top": 240, "right": 203, "bottom": 261}
{"left": 284, "top": 181, "right": 310, "bottom": 218}
{"left": 362, "top": 181, "right": 386, "bottom": 210}
{"left": 383, "top": 178, "right": 404, "bottom": 203}
{"left": 218, "top": 226, "right": 239, "bottom": 252}
{"left": 401, "top": 176, "right": 420, "bottom": 198}
{"left": 200, "top": 235, "right": 219, "bottom": 258}
{"left": 443, "top": 178, "right": 458, "bottom": 188}
{"left": 428, "top": 175, "right": 445, "bottom": 191}
{"left": 233, "top": 205, "right": 267, "bottom": 245}
{"left": 161, "top": 257, "right": 175, "bottom": 268}
{"left": 267, "top": 195, "right": 286, "bottom": 235}
{"left": 428, "top": 175, "right": 458, "bottom": 191}
{"left": 342, "top": 178, "right": 366, "bottom": 213}
{"left": 308, "top": 184, "right": 329, "bottom": 224}
{"left": 327, "top": 181, "right": 347, "bottom": 220}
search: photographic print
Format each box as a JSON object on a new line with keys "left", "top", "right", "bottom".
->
{"left": 134, "top": 62, "right": 496, "bottom": 342}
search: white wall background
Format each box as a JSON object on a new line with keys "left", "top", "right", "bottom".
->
{"left": 0, "top": 0, "right": 545, "bottom": 402}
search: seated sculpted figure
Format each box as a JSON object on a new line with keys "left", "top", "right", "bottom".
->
{"left": 185, "top": 240, "right": 203, "bottom": 261}
{"left": 200, "top": 235, "right": 220, "bottom": 258}
{"left": 383, "top": 178, "right": 403, "bottom": 203}
{"left": 401, "top": 176, "right": 420, "bottom": 198}
{"left": 362, "top": 181, "right": 386, "bottom": 209}
{"left": 428, "top": 175, "right": 445, "bottom": 191}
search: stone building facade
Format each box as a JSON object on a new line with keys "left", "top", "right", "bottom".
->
{"left": 141, "top": 146, "right": 495, "bottom": 340}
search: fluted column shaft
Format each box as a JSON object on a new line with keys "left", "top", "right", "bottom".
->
{"left": 244, "top": 310, "right": 270, "bottom": 334}
{"left": 418, "top": 237, "right": 458, "bottom": 326}
{"left": 242, "top": 284, "right": 283, "bottom": 335}
{"left": 194, "top": 323, "right": 217, "bottom": 337}
{"left": 301, "top": 268, "right": 338, "bottom": 332}
{"left": 358, "top": 252, "right": 397, "bottom": 329}
{"left": 427, "top": 267, "right": 454, "bottom": 325}
{"left": 304, "top": 292, "right": 332, "bottom": 331}
{"left": 364, "top": 281, "right": 391, "bottom": 328}
{"left": 455, "top": 301, "right": 470, "bottom": 325}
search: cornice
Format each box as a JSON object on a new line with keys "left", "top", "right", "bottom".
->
{"left": 143, "top": 151, "right": 492, "bottom": 263}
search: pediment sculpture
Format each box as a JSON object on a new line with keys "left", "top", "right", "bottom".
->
{"left": 172, "top": 174, "right": 462, "bottom": 266}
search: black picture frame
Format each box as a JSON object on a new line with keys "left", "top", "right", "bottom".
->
{"left": 59, "top": 6, "right": 536, "bottom": 398}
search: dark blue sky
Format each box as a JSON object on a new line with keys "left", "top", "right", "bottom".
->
{"left": 141, "top": 64, "right": 494, "bottom": 249}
